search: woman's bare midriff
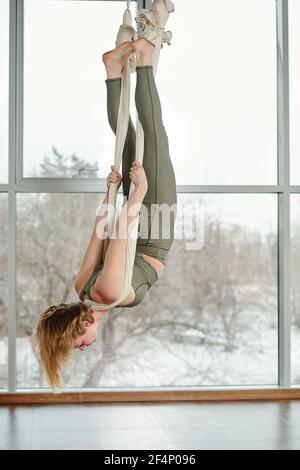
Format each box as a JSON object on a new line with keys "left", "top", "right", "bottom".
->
{"left": 141, "top": 253, "right": 165, "bottom": 277}
{"left": 116, "top": 253, "right": 165, "bottom": 307}
{"left": 79, "top": 253, "right": 165, "bottom": 306}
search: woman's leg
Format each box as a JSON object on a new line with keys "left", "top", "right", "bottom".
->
{"left": 105, "top": 78, "right": 136, "bottom": 199}
{"left": 134, "top": 58, "right": 177, "bottom": 262}
{"left": 135, "top": 65, "right": 177, "bottom": 207}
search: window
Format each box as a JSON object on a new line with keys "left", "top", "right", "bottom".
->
{"left": 289, "top": 0, "right": 300, "bottom": 184}
{"left": 17, "top": 192, "right": 101, "bottom": 387}
{"left": 1, "top": 0, "right": 296, "bottom": 394}
{"left": 289, "top": 0, "right": 300, "bottom": 384}
{"left": 157, "top": 0, "right": 277, "bottom": 185}
{"left": 17, "top": 193, "right": 277, "bottom": 388}
{"left": 291, "top": 195, "right": 300, "bottom": 384}
{"left": 23, "top": 0, "right": 135, "bottom": 178}
{"left": 0, "top": 194, "right": 8, "bottom": 389}
{"left": 0, "top": 0, "right": 9, "bottom": 184}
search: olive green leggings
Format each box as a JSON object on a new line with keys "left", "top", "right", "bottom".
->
{"left": 105, "top": 65, "right": 177, "bottom": 264}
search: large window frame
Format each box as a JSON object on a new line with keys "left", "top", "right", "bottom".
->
{"left": 0, "top": 0, "right": 297, "bottom": 396}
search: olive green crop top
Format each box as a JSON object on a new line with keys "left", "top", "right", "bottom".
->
{"left": 81, "top": 251, "right": 159, "bottom": 307}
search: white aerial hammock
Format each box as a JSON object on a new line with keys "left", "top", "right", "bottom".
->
{"left": 84, "top": 0, "right": 174, "bottom": 311}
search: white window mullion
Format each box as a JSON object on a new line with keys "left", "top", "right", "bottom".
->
{"left": 15, "top": 0, "right": 23, "bottom": 184}
{"left": 277, "top": 0, "right": 291, "bottom": 388}
{"left": 8, "top": 0, "right": 19, "bottom": 392}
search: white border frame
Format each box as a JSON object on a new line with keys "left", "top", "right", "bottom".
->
{"left": 2, "top": 0, "right": 295, "bottom": 392}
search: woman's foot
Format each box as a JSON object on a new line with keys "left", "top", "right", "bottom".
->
{"left": 133, "top": 38, "right": 155, "bottom": 67}
{"left": 102, "top": 41, "right": 134, "bottom": 79}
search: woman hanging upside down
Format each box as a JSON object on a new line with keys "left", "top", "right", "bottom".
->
{"left": 32, "top": 37, "right": 177, "bottom": 389}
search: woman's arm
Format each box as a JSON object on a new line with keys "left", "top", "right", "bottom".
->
{"left": 92, "top": 161, "right": 148, "bottom": 303}
{"left": 74, "top": 167, "right": 122, "bottom": 296}
{"left": 74, "top": 191, "right": 109, "bottom": 295}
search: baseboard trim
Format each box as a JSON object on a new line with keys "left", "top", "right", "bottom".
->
{"left": 1, "top": 389, "right": 300, "bottom": 405}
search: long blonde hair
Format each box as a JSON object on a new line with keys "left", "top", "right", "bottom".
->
{"left": 31, "top": 302, "right": 94, "bottom": 392}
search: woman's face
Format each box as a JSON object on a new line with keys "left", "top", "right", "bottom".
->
{"left": 74, "top": 320, "right": 98, "bottom": 351}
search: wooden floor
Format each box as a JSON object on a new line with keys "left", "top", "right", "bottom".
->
{"left": 1, "top": 401, "right": 300, "bottom": 450}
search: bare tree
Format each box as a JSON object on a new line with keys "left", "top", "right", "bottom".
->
{"left": 0, "top": 150, "right": 280, "bottom": 387}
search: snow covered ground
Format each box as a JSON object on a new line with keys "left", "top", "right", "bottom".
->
{"left": 1, "top": 312, "right": 299, "bottom": 389}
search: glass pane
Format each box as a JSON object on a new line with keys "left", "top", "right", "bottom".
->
{"left": 23, "top": 0, "right": 136, "bottom": 178}
{"left": 291, "top": 195, "right": 300, "bottom": 384}
{"left": 0, "top": 194, "right": 8, "bottom": 389}
{"left": 0, "top": 0, "right": 9, "bottom": 184}
{"left": 289, "top": 0, "right": 300, "bottom": 184}
{"left": 17, "top": 192, "right": 102, "bottom": 387}
{"left": 157, "top": 0, "right": 277, "bottom": 185}
{"left": 17, "top": 192, "right": 277, "bottom": 388}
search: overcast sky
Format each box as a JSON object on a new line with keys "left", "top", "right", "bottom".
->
{"left": 0, "top": 0, "right": 299, "bottom": 231}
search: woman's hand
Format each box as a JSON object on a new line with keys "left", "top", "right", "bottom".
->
{"left": 129, "top": 161, "right": 148, "bottom": 191}
{"left": 107, "top": 165, "right": 122, "bottom": 190}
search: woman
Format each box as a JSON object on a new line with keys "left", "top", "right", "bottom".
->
{"left": 32, "top": 37, "right": 177, "bottom": 390}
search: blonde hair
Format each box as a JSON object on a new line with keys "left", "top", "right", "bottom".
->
{"left": 31, "top": 302, "right": 94, "bottom": 392}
